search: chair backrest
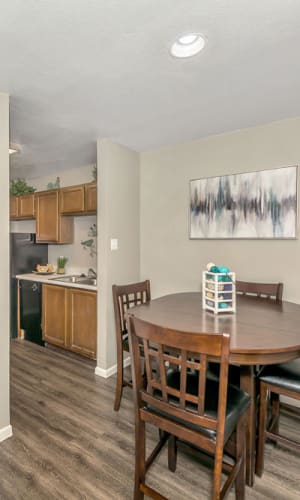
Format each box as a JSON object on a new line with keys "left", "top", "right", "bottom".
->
{"left": 236, "top": 280, "right": 283, "bottom": 303}
{"left": 128, "top": 315, "right": 230, "bottom": 435}
{"left": 112, "top": 280, "right": 151, "bottom": 339}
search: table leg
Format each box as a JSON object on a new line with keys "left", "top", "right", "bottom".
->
{"left": 240, "top": 365, "right": 256, "bottom": 487}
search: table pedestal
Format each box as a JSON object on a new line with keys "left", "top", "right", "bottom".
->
{"left": 240, "top": 365, "right": 256, "bottom": 487}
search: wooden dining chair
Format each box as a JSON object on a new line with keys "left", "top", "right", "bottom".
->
{"left": 210, "top": 281, "right": 284, "bottom": 386}
{"left": 256, "top": 360, "right": 300, "bottom": 477}
{"left": 236, "top": 280, "right": 283, "bottom": 303}
{"left": 128, "top": 315, "right": 250, "bottom": 500}
{"left": 112, "top": 280, "right": 151, "bottom": 411}
{"left": 236, "top": 280, "right": 285, "bottom": 426}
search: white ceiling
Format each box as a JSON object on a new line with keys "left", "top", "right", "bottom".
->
{"left": 2, "top": 0, "right": 300, "bottom": 178}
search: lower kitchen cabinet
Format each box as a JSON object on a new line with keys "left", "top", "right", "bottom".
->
{"left": 42, "top": 284, "right": 97, "bottom": 359}
{"left": 42, "top": 285, "right": 68, "bottom": 347}
{"left": 69, "top": 288, "right": 97, "bottom": 358}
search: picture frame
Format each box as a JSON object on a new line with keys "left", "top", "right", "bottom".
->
{"left": 189, "top": 165, "right": 297, "bottom": 239}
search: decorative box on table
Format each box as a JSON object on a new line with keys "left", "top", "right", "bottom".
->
{"left": 202, "top": 267, "right": 236, "bottom": 314}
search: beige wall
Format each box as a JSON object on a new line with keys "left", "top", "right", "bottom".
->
{"left": 140, "top": 117, "right": 300, "bottom": 303}
{"left": 97, "top": 139, "right": 140, "bottom": 371}
{"left": 28, "top": 164, "right": 95, "bottom": 190}
{"left": 10, "top": 164, "right": 97, "bottom": 274}
{"left": 0, "top": 92, "right": 11, "bottom": 439}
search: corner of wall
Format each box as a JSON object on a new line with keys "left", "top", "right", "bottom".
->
{"left": 96, "top": 139, "right": 140, "bottom": 373}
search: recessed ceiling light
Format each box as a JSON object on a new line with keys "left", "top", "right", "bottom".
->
{"left": 170, "top": 32, "right": 206, "bottom": 58}
{"left": 9, "top": 148, "right": 18, "bottom": 155}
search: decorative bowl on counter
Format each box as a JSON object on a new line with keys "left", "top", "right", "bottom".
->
{"left": 34, "top": 263, "right": 56, "bottom": 274}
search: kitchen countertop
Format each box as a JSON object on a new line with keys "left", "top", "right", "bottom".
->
{"left": 16, "top": 273, "right": 97, "bottom": 291}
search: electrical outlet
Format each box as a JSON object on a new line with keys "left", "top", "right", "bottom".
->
{"left": 110, "top": 238, "right": 118, "bottom": 251}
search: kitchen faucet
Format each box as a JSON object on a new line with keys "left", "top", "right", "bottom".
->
{"left": 88, "top": 268, "right": 97, "bottom": 278}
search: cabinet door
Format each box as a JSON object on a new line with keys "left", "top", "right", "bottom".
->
{"left": 60, "top": 185, "right": 85, "bottom": 215}
{"left": 10, "top": 197, "right": 18, "bottom": 219}
{"left": 35, "top": 190, "right": 74, "bottom": 243}
{"left": 36, "top": 190, "right": 60, "bottom": 242}
{"left": 68, "top": 288, "right": 97, "bottom": 359}
{"left": 18, "top": 194, "right": 35, "bottom": 218}
{"left": 42, "top": 284, "right": 68, "bottom": 347}
{"left": 85, "top": 183, "right": 97, "bottom": 213}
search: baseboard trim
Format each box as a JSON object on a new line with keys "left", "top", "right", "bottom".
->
{"left": 0, "top": 425, "right": 12, "bottom": 443}
{"left": 95, "top": 357, "right": 131, "bottom": 379}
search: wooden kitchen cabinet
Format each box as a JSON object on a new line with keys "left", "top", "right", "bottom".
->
{"left": 60, "top": 185, "right": 85, "bottom": 214}
{"left": 68, "top": 288, "right": 97, "bottom": 358}
{"left": 60, "top": 182, "right": 97, "bottom": 215}
{"left": 42, "top": 285, "right": 68, "bottom": 347}
{"left": 35, "top": 190, "right": 74, "bottom": 243}
{"left": 42, "top": 284, "right": 97, "bottom": 359}
{"left": 85, "top": 182, "right": 97, "bottom": 213}
{"left": 10, "top": 194, "right": 35, "bottom": 220}
{"left": 10, "top": 197, "right": 18, "bottom": 218}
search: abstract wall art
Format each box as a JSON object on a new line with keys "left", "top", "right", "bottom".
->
{"left": 189, "top": 166, "right": 297, "bottom": 239}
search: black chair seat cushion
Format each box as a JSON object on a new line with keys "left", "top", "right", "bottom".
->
{"left": 123, "top": 334, "right": 145, "bottom": 356}
{"left": 259, "top": 360, "right": 300, "bottom": 393}
{"left": 208, "top": 362, "right": 240, "bottom": 387}
{"left": 149, "top": 369, "right": 250, "bottom": 442}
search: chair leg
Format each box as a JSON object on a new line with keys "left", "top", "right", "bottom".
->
{"left": 134, "top": 418, "right": 145, "bottom": 500}
{"left": 235, "top": 416, "right": 246, "bottom": 500}
{"left": 256, "top": 382, "right": 267, "bottom": 477}
{"left": 212, "top": 449, "right": 223, "bottom": 499}
{"left": 114, "top": 350, "right": 124, "bottom": 411}
{"left": 270, "top": 392, "right": 280, "bottom": 435}
{"left": 168, "top": 435, "right": 177, "bottom": 472}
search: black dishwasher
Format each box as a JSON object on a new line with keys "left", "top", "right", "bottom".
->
{"left": 19, "top": 280, "right": 44, "bottom": 346}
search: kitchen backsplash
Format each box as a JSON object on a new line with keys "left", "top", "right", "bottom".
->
{"left": 48, "top": 215, "right": 97, "bottom": 275}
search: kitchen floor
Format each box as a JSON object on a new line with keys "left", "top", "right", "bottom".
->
{"left": 1, "top": 340, "right": 299, "bottom": 499}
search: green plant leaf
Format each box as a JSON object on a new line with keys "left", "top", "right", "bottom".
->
{"left": 10, "top": 178, "right": 36, "bottom": 196}
{"left": 81, "top": 239, "right": 94, "bottom": 247}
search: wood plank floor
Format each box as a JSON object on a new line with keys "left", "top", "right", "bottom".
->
{"left": 0, "top": 340, "right": 299, "bottom": 499}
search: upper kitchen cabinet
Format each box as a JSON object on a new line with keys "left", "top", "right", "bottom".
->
{"left": 35, "top": 190, "right": 74, "bottom": 243}
{"left": 60, "top": 184, "right": 85, "bottom": 214}
{"left": 60, "top": 182, "right": 97, "bottom": 215}
{"left": 10, "top": 196, "right": 18, "bottom": 219}
{"left": 85, "top": 182, "right": 97, "bottom": 213}
{"left": 10, "top": 194, "right": 35, "bottom": 220}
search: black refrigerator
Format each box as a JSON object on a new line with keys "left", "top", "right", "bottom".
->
{"left": 10, "top": 233, "right": 48, "bottom": 342}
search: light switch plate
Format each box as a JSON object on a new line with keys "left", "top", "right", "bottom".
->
{"left": 110, "top": 238, "right": 118, "bottom": 250}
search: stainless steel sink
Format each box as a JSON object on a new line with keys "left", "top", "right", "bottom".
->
{"left": 77, "top": 278, "right": 97, "bottom": 286}
{"left": 51, "top": 275, "right": 83, "bottom": 283}
{"left": 50, "top": 275, "right": 97, "bottom": 286}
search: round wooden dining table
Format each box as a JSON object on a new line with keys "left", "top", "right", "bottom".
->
{"left": 130, "top": 292, "right": 300, "bottom": 487}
